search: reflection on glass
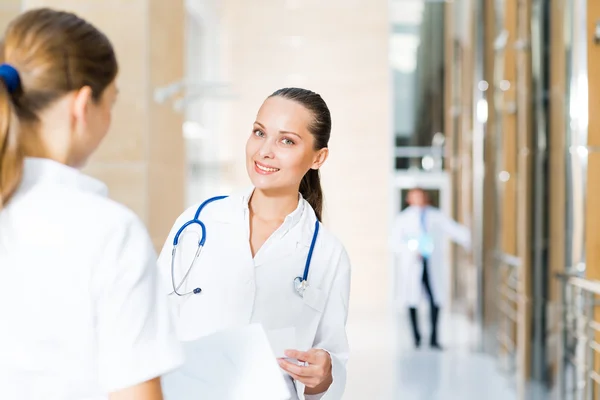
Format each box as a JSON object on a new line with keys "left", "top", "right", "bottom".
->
{"left": 184, "top": 9, "right": 225, "bottom": 207}
{"left": 390, "top": 0, "right": 445, "bottom": 171}
{"left": 564, "top": 0, "right": 588, "bottom": 273}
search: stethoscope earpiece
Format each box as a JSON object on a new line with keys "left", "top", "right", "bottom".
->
{"left": 193, "top": 288, "right": 202, "bottom": 294}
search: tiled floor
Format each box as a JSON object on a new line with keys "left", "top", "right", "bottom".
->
{"left": 343, "top": 306, "right": 518, "bottom": 400}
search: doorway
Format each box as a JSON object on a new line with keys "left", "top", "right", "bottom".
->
{"left": 390, "top": 171, "right": 453, "bottom": 306}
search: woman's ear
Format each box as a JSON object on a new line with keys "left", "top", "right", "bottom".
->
{"left": 311, "top": 147, "right": 329, "bottom": 170}
{"left": 72, "top": 86, "right": 93, "bottom": 130}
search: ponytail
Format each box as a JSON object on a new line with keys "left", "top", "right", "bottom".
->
{"left": 0, "top": 81, "right": 22, "bottom": 210}
{"left": 0, "top": 8, "right": 119, "bottom": 209}
{"left": 300, "top": 168, "right": 323, "bottom": 221}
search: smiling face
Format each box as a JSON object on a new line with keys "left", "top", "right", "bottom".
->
{"left": 245, "top": 96, "right": 328, "bottom": 194}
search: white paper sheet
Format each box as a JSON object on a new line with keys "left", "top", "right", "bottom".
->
{"left": 161, "top": 324, "right": 291, "bottom": 400}
{"left": 264, "top": 327, "right": 297, "bottom": 359}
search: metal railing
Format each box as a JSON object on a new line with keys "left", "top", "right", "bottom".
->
{"left": 557, "top": 273, "right": 600, "bottom": 400}
{"left": 496, "top": 251, "right": 523, "bottom": 375}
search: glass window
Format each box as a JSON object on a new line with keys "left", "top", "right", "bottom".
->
{"left": 389, "top": 0, "right": 446, "bottom": 171}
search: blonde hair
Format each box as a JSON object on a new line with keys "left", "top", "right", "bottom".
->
{"left": 0, "top": 8, "right": 118, "bottom": 208}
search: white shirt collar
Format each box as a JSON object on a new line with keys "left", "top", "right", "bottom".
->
{"left": 18, "top": 157, "right": 108, "bottom": 197}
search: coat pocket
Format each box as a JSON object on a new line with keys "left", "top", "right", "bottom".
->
{"left": 302, "top": 285, "right": 328, "bottom": 313}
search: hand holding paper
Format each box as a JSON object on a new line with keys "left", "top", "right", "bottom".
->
{"left": 278, "top": 348, "right": 333, "bottom": 394}
{"left": 161, "top": 324, "right": 291, "bottom": 400}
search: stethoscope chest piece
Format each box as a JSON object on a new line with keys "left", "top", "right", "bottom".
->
{"left": 294, "top": 276, "right": 308, "bottom": 297}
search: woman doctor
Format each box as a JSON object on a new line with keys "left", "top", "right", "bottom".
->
{"left": 0, "top": 8, "right": 182, "bottom": 400}
{"left": 158, "top": 88, "right": 351, "bottom": 399}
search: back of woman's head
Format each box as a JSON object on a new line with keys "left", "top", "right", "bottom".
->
{"left": 269, "top": 88, "right": 331, "bottom": 221}
{"left": 0, "top": 8, "right": 118, "bottom": 208}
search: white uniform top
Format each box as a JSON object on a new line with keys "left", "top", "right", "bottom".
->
{"left": 0, "top": 158, "right": 183, "bottom": 400}
{"left": 158, "top": 188, "right": 351, "bottom": 400}
{"left": 390, "top": 205, "right": 471, "bottom": 307}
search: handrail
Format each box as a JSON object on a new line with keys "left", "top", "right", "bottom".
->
{"left": 494, "top": 251, "right": 522, "bottom": 268}
{"left": 555, "top": 272, "right": 600, "bottom": 400}
{"left": 556, "top": 273, "right": 600, "bottom": 295}
{"left": 555, "top": 272, "right": 581, "bottom": 279}
{"left": 495, "top": 249, "right": 522, "bottom": 377}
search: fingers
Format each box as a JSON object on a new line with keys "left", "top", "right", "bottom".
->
{"left": 277, "top": 358, "right": 313, "bottom": 377}
{"left": 278, "top": 353, "right": 330, "bottom": 388}
{"left": 279, "top": 348, "right": 332, "bottom": 390}
{"left": 284, "top": 348, "right": 326, "bottom": 364}
{"left": 284, "top": 370, "right": 321, "bottom": 389}
{"left": 277, "top": 360, "right": 322, "bottom": 389}
{"left": 284, "top": 349, "right": 313, "bottom": 363}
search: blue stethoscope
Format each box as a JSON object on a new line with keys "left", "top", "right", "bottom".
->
{"left": 170, "top": 195, "right": 320, "bottom": 298}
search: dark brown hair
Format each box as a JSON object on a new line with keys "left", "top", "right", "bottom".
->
{"left": 269, "top": 87, "right": 331, "bottom": 221}
{"left": 0, "top": 8, "right": 118, "bottom": 208}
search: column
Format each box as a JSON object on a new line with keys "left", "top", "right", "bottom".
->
{"left": 547, "top": 0, "right": 568, "bottom": 382}
{"left": 586, "top": 0, "right": 600, "bottom": 281}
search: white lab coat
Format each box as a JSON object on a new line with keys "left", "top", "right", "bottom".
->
{"left": 157, "top": 188, "right": 351, "bottom": 400}
{"left": 0, "top": 157, "right": 183, "bottom": 400}
{"left": 390, "top": 205, "right": 470, "bottom": 307}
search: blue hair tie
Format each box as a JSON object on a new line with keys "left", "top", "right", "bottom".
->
{"left": 0, "top": 63, "right": 21, "bottom": 94}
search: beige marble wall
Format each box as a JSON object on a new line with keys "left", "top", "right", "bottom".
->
{"left": 147, "top": 0, "right": 186, "bottom": 249}
{"left": 0, "top": 1, "right": 21, "bottom": 32}
{"left": 220, "top": 0, "right": 392, "bottom": 309}
{"left": 20, "top": 0, "right": 186, "bottom": 250}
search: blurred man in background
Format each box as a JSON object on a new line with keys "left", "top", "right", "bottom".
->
{"left": 390, "top": 188, "right": 471, "bottom": 349}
